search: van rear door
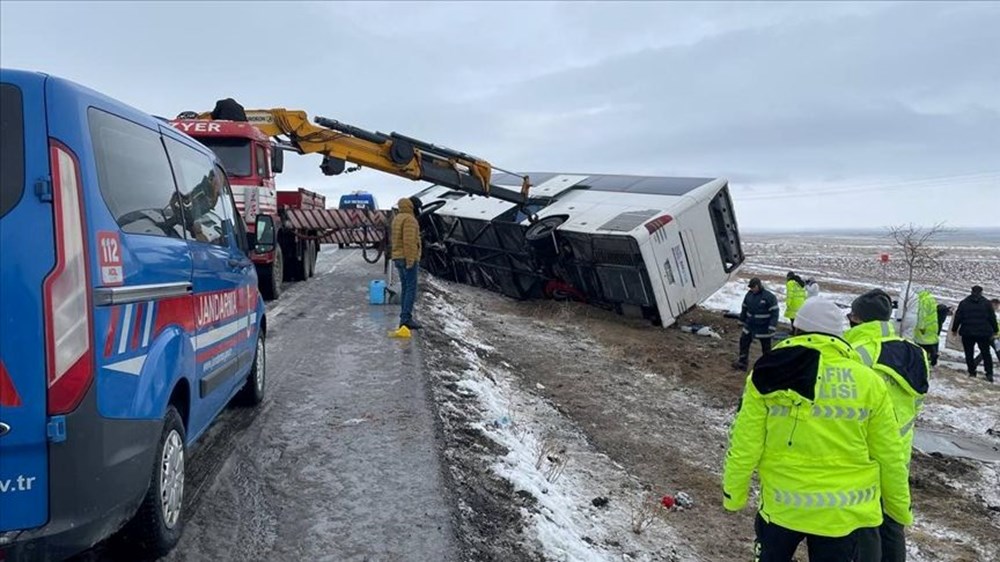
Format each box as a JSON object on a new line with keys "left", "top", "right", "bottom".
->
{"left": 0, "top": 71, "right": 53, "bottom": 531}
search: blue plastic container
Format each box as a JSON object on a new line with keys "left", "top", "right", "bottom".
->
{"left": 369, "top": 279, "right": 387, "bottom": 304}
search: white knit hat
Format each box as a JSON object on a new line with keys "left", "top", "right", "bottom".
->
{"left": 794, "top": 297, "right": 846, "bottom": 336}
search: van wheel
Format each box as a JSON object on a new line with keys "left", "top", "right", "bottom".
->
{"left": 127, "top": 406, "right": 186, "bottom": 557}
{"left": 237, "top": 331, "right": 266, "bottom": 406}
{"left": 260, "top": 247, "right": 283, "bottom": 301}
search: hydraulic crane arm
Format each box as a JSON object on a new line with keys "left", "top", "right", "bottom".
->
{"left": 187, "top": 106, "right": 532, "bottom": 206}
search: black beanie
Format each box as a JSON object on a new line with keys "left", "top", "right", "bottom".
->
{"left": 851, "top": 289, "right": 893, "bottom": 322}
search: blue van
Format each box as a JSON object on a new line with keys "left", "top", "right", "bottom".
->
{"left": 338, "top": 190, "right": 377, "bottom": 211}
{"left": 0, "top": 69, "right": 273, "bottom": 560}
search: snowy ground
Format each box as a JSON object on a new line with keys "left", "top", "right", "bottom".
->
{"left": 417, "top": 231, "right": 1000, "bottom": 562}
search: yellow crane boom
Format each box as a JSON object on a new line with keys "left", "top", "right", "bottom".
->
{"left": 184, "top": 104, "right": 531, "bottom": 206}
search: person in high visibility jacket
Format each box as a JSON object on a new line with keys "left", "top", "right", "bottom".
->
{"left": 844, "top": 289, "right": 929, "bottom": 562}
{"left": 785, "top": 272, "right": 807, "bottom": 327}
{"left": 912, "top": 289, "right": 940, "bottom": 366}
{"left": 723, "top": 297, "right": 912, "bottom": 562}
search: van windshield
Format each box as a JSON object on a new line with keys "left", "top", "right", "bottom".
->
{"left": 199, "top": 138, "right": 252, "bottom": 177}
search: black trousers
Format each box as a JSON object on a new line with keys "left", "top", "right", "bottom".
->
{"left": 963, "top": 336, "right": 994, "bottom": 380}
{"left": 919, "top": 343, "right": 938, "bottom": 366}
{"left": 972, "top": 339, "right": 1000, "bottom": 371}
{"left": 754, "top": 514, "right": 881, "bottom": 562}
{"left": 878, "top": 515, "right": 906, "bottom": 562}
{"left": 738, "top": 331, "right": 772, "bottom": 366}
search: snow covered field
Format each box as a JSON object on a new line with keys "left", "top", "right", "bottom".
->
{"left": 419, "top": 231, "right": 1000, "bottom": 562}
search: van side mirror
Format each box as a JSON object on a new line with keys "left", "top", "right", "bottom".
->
{"left": 255, "top": 214, "right": 276, "bottom": 253}
{"left": 271, "top": 146, "right": 284, "bottom": 175}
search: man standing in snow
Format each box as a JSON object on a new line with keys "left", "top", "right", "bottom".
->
{"left": 723, "top": 298, "right": 912, "bottom": 562}
{"left": 951, "top": 286, "right": 998, "bottom": 382}
{"left": 844, "top": 289, "right": 930, "bottom": 562}
{"left": 733, "top": 278, "right": 779, "bottom": 371}
{"left": 784, "top": 272, "right": 807, "bottom": 328}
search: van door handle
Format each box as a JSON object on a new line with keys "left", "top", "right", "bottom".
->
{"left": 0, "top": 422, "right": 10, "bottom": 438}
{"left": 228, "top": 258, "right": 252, "bottom": 269}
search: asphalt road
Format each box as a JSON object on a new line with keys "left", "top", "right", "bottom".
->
{"left": 82, "top": 249, "right": 460, "bottom": 562}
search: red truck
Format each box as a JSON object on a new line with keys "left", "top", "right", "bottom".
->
{"left": 169, "top": 119, "right": 321, "bottom": 300}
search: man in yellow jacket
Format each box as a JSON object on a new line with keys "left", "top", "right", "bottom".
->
{"left": 844, "top": 289, "right": 929, "bottom": 562}
{"left": 390, "top": 196, "right": 423, "bottom": 329}
{"left": 723, "top": 297, "right": 912, "bottom": 562}
{"left": 785, "top": 272, "right": 807, "bottom": 328}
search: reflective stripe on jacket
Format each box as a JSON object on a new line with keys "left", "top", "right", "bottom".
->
{"left": 723, "top": 334, "right": 912, "bottom": 536}
{"left": 913, "top": 291, "right": 940, "bottom": 345}
{"left": 844, "top": 321, "right": 930, "bottom": 468}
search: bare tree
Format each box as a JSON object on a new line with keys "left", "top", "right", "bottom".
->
{"left": 887, "top": 223, "right": 948, "bottom": 331}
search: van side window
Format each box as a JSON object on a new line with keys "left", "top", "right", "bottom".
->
{"left": 164, "top": 138, "right": 231, "bottom": 247}
{"left": 255, "top": 144, "right": 267, "bottom": 178}
{"left": 0, "top": 83, "right": 25, "bottom": 220}
{"left": 88, "top": 108, "right": 185, "bottom": 238}
{"left": 216, "top": 165, "right": 248, "bottom": 253}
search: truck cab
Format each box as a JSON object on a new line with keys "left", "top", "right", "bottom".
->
{"left": 168, "top": 119, "right": 279, "bottom": 244}
{"left": 0, "top": 69, "right": 269, "bottom": 561}
{"left": 168, "top": 119, "right": 300, "bottom": 300}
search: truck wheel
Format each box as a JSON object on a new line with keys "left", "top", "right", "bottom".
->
{"left": 305, "top": 243, "right": 315, "bottom": 278}
{"left": 260, "top": 247, "right": 283, "bottom": 301}
{"left": 307, "top": 242, "right": 317, "bottom": 278}
{"left": 288, "top": 245, "right": 307, "bottom": 282}
{"left": 237, "top": 330, "right": 266, "bottom": 406}
{"left": 127, "top": 406, "right": 186, "bottom": 557}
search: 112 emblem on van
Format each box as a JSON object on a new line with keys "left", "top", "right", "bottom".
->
{"left": 97, "top": 231, "right": 124, "bottom": 286}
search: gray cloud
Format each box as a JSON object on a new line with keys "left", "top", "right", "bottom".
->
{"left": 2, "top": 1, "right": 996, "bottom": 229}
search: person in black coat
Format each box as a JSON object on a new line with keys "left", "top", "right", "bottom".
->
{"left": 973, "top": 298, "right": 1000, "bottom": 371}
{"left": 951, "top": 286, "right": 999, "bottom": 382}
{"left": 733, "top": 278, "right": 779, "bottom": 370}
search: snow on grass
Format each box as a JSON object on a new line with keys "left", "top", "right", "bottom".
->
{"left": 427, "top": 288, "right": 695, "bottom": 562}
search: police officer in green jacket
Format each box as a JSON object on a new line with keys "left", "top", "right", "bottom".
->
{"left": 724, "top": 298, "right": 912, "bottom": 562}
{"left": 785, "top": 271, "right": 807, "bottom": 328}
{"left": 845, "top": 289, "right": 930, "bottom": 562}
{"left": 912, "top": 289, "right": 940, "bottom": 366}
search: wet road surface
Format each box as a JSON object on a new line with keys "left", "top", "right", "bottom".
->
{"left": 82, "top": 249, "right": 459, "bottom": 561}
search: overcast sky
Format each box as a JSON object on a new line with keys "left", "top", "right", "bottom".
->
{"left": 2, "top": 1, "right": 997, "bottom": 230}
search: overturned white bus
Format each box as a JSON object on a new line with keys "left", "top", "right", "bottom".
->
{"left": 414, "top": 172, "right": 744, "bottom": 327}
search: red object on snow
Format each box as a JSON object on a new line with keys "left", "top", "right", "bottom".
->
{"left": 880, "top": 253, "right": 890, "bottom": 264}
{"left": 661, "top": 495, "right": 675, "bottom": 509}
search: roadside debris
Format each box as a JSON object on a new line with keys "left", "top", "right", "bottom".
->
{"left": 679, "top": 324, "right": 722, "bottom": 339}
{"left": 591, "top": 496, "right": 610, "bottom": 508}
{"left": 676, "top": 491, "right": 694, "bottom": 509}
{"left": 660, "top": 491, "right": 693, "bottom": 511}
{"left": 389, "top": 325, "right": 412, "bottom": 338}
